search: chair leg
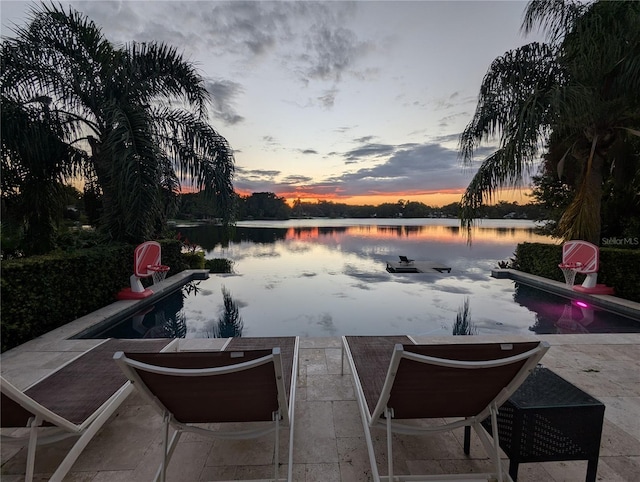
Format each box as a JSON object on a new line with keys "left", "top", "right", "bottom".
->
{"left": 153, "top": 423, "right": 182, "bottom": 482}
{"left": 273, "top": 412, "right": 280, "bottom": 481}
{"left": 25, "top": 416, "right": 41, "bottom": 482}
{"left": 489, "top": 404, "right": 504, "bottom": 482}
{"left": 287, "top": 408, "right": 295, "bottom": 482}
{"left": 385, "top": 408, "right": 394, "bottom": 481}
{"left": 161, "top": 413, "right": 170, "bottom": 482}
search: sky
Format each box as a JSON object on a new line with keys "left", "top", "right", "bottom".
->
{"left": 1, "top": 0, "right": 546, "bottom": 207}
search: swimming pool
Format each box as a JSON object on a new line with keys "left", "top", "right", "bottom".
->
{"left": 76, "top": 219, "right": 640, "bottom": 339}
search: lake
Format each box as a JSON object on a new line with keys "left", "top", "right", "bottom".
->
{"left": 89, "top": 217, "right": 639, "bottom": 340}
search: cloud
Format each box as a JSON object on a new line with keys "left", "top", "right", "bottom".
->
{"left": 281, "top": 174, "right": 314, "bottom": 185}
{"left": 317, "top": 88, "right": 339, "bottom": 108}
{"left": 204, "top": 79, "right": 245, "bottom": 125}
{"left": 299, "top": 23, "right": 370, "bottom": 82}
{"left": 233, "top": 137, "right": 491, "bottom": 200}
{"left": 344, "top": 143, "right": 396, "bottom": 162}
{"left": 236, "top": 168, "right": 280, "bottom": 180}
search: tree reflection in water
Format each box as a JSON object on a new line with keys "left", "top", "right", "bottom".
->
{"left": 452, "top": 297, "right": 477, "bottom": 335}
{"left": 210, "top": 286, "right": 244, "bottom": 338}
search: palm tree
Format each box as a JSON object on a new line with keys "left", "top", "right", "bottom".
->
{"left": 1, "top": 95, "right": 88, "bottom": 254}
{"left": 459, "top": 0, "right": 640, "bottom": 245}
{"left": 1, "top": 3, "right": 235, "bottom": 244}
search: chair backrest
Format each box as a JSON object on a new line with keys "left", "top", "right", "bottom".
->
{"left": 114, "top": 348, "right": 289, "bottom": 424}
{"left": 134, "top": 241, "right": 162, "bottom": 278}
{"left": 372, "top": 341, "right": 548, "bottom": 421}
{"left": 561, "top": 240, "right": 599, "bottom": 273}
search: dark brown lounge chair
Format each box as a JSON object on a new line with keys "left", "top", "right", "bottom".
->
{"left": 114, "top": 336, "right": 299, "bottom": 482}
{"left": 342, "top": 335, "right": 549, "bottom": 482}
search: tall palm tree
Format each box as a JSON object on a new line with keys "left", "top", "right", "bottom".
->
{"left": 1, "top": 94, "right": 88, "bottom": 254}
{"left": 459, "top": 0, "right": 640, "bottom": 245}
{"left": 1, "top": 3, "right": 235, "bottom": 244}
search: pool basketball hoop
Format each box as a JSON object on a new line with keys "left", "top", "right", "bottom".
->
{"left": 558, "top": 240, "right": 614, "bottom": 294}
{"left": 117, "top": 241, "right": 170, "bottom": 300}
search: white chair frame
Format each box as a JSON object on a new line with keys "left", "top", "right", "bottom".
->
{"left": 115, "top": 342, "right": 298, "bottom": 482}
{"left": 342, "top": 337, "right": 550, "bottom": 482}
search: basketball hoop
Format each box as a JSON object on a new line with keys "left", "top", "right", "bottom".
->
{"left": 148, "top": 264, "right": 170, "bottom": 285}
{"left": 558, "top": 262, "right": 581, "bottom": 286}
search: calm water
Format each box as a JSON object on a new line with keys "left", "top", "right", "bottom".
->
{"left": 91, "top": 219, "right": 640, "bottom": 339}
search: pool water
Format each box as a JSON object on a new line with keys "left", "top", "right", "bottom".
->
{"left": 80, "top": 219, "right": 640, "bottom": 339}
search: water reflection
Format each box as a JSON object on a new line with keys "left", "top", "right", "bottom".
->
{"left": 513, "top": 283, "right": 640, "bottom": 334}
{"left": 180, "top": 219, "right": 545, "bottom": 250}
{"left": 91, "top": 219, "right": 638, "bottom": 339}
{"left": 210, "top": 287, "right": 244, "bottom": 338}
{"left": 95, "top": 289, "right": 187, "bottom": 339}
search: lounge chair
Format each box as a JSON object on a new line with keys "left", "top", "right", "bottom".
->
{"left": 114, "top": 336, "right": 299, "bottom": 482}
{"left": 399, "top": 255, "right": 414, "bottom": 264}
{"left": 342, "top": 335, "right": 549, "bottom": 482}
{"left": 1, "top": 338, "right": 176, "bottom": 482}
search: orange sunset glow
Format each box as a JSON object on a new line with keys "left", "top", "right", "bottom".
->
{"left": 256, "top": 188, "right": 534, "bottom": 208}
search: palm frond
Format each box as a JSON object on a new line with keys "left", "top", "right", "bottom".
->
{"left": 522, "top": 0, "right": 587, "bottom": 45}
{"left": 459, "top": 42, "right": 561, "bottom": 165}
{"left": 153, "top": 107, "right": 235, "bottom": 220}
{"left": 459, "top": 146, "right": 527, "bottom": 231}
{"left": 122, "top": 42, "right": 210, "bottom": 118}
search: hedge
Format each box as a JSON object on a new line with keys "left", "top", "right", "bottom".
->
{"left": 1, "top": 239, "right": 186, "bottom": 353}
{"left": 512, "top": 242, "right": 640, "bottom": 302}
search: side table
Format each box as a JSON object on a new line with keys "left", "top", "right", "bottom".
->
{"left": 464, "top": 366, "right": 605, "bottom": 481}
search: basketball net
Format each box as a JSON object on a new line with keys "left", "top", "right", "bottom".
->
{"left": 148, "top": 265, "right": 170, "bottom": 285}
{"left": 559, "top": 262, "right": 581, "bottom": 286}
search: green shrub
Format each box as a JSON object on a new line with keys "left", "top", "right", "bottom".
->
{"left": 182, "top": 251, "right": 205, "bottom": 269}
{"left": 1, "top": 245, "right": 132, "bottom": 352}
{"left": 205, "top": 258, "right": 234, "bottom": 273}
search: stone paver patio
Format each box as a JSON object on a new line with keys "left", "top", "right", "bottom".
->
{"left": 2, "top": 332, "right": 639, "bottom": 481}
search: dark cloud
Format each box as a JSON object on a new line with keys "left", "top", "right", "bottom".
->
{"left": 317, "top": 88, "right": 338, "bottom": 108}
{"left": 234, "top": 139, "right": 491, "bottom": 200}
{"left": 344, "top": 143, "right": 396, "bottom": 162}
{"left": 282, "top": 175, "right": 313, "bottom": 184}
{"left": 204, "top": 79, "right": 245, "bottom": 125}
{"left": 299, "top": 24, "right": 370, "bottom": 82}
{"left": 331, "top": 141, "right": 487, "bottom": 197}
{"left": 237, "top": 168, "right": 280, "bottom": 180}
{"left": 75, "top": 1, "right": 368, "bottom": 83}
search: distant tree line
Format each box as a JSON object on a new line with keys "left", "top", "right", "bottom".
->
{"left": 173, "top": 191, "right": 549, "bottom": 221}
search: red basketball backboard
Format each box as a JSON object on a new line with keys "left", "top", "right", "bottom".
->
{"left": 561, "top": 240, "right": 599, "bottom": 274}
{"left": 134, "top": 241, "right": 161, "bottom": 278}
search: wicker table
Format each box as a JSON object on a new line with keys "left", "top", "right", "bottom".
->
{"left": 464, "top": 366, "right": 605, "bottom": 482}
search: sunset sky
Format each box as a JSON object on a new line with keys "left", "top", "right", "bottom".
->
{"left": 1, "top": 0, "right": 545, "bottom": 207}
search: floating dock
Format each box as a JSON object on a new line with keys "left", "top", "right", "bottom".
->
{"left": 386, "top": 260, "right": 451, "bottom": 274}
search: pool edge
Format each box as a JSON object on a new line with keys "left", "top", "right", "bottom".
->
{"left": 492, "top": 268, "right": 640, "bottom": 321}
